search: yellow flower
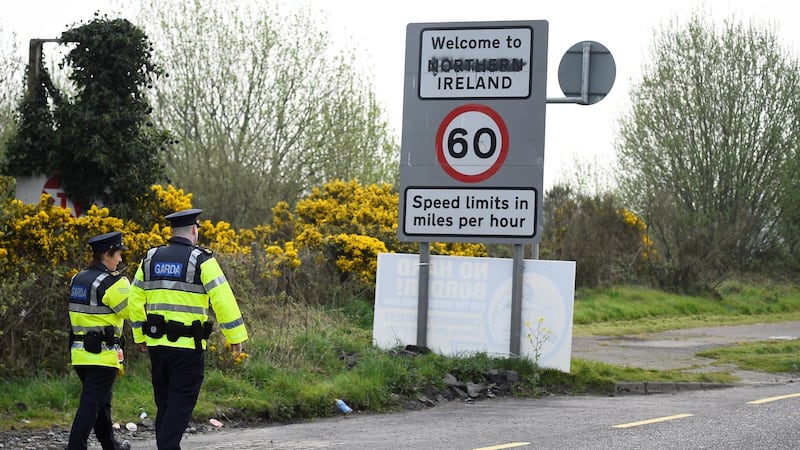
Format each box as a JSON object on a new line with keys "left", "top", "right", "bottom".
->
{"left": 234, "top": 352, "right": 249, "bottom": 364}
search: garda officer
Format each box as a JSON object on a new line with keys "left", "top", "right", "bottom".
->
{"left": 128, "top": 209, "right": 248, "bottom": 450}
{"left": 67, "top": 231, "right": 131, "bottom": 450}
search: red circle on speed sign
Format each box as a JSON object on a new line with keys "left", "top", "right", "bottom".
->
{"left": 435, "top": 103, "right": 509, "bottom": 183}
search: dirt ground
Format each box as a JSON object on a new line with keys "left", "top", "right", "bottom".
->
{"left": 571, "top": 321, "right": 800, "bottom": 384}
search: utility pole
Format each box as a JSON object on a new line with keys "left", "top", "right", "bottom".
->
{"left": 26, "top": 39, "right": 59, "bottom": 97}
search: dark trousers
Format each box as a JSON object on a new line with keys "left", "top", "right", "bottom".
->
{"left": 67, "top": 365, "right": 119, "bottom": 450}
{"left": 148, "top": 346, "right": 205, "bottom": 450}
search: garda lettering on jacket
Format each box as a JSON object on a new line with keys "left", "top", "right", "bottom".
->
{"left": 153, "top": 262, "right": 184, "bottom": 277}
{"left": 70, "top": 285, "right": 89, "bottom": 301}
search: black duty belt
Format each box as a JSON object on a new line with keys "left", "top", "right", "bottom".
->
{"left": 144, "top": 314, "right": 213, "bottom": 351}
{"left": 70, "top": 326, "right": 122, "bottom": 354}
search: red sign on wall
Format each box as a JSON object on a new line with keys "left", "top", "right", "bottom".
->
{"left": 16, "top": 175, "right": 85, "bottom": 217}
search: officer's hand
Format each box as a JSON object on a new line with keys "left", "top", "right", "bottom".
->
{"left": 138, "top": 343, "right": 148, "bottom": 353}
{"left": 230, "top": 343, "right": 242, "bottom": 357}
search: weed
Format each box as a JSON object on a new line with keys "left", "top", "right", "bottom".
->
{"left": 525, "top": 316, "right": 552, "bottom": 394}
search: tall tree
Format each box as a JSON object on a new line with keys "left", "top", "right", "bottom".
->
{"left": 2, "top": 16, "right": 171, "bottom": 218}
{"left": 0, "top": 26, "right": 22, "bottom": 148}
{"left": 617, "top": 13, "right": 800, "bottom": 289}
{"left": 133, "top": 0, "right": 398, "bottom": 228}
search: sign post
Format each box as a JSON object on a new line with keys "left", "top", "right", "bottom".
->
{"left": 398, "top": 21, "right": 548, "bottom": 351}
{"left": 390, "top": 22, "right": 612, "bottom": 360}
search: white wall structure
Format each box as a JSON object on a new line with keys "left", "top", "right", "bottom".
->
{"left": 15, "top": 175, "right": 87, "bottom": 217}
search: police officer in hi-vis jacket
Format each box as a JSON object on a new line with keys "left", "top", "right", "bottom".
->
{"left": 67, "top": 231, "right": 131, "bottom": 450}
{"left": 128, "top": 209, "right": 248, "bottom": 450}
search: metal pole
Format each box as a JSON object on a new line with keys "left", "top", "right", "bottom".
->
{"left": 509, "top": 243, "right": 524, "bottom": 356}
{"left": 416, "top": 242, "right": 431, "bottom": 348}
{"left": 545, "top": 97, "right": 584, "bottom": 104}
{"left": 581, "top": 41, "right": 592, "bottom": 105}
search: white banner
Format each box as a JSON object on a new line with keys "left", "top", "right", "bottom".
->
{"left": 373, "top": 253, "right": 575, "bottom": 372}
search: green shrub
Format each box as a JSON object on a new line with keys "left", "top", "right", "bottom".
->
{"left": 540, "top": 184, "right": 653, "bottom": 288}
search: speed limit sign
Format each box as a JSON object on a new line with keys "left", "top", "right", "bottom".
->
{"left": 398, "top": 20, "right": 548, "bottom": 244}
{"left": 435, "top": 104, "right": 509, "bottom": 183}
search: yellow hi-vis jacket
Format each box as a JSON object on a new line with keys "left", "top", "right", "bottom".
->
{"left": 129, "top": 237, "right": 248, "bottom": 349}
{"left": 68, "top": 264, "right": 130, "bottom": 368}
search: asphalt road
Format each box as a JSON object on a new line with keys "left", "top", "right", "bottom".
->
{"left": 95, "top": 321, "right": 800, "bottom": 449}
{"left": 113, "top": 383, "right": 800, "bottom": 449}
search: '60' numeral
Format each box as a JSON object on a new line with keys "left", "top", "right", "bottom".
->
{"left": 447, "top": 127, "right": 497, "bottom": 159}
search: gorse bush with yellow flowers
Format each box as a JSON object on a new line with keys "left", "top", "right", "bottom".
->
{"left": 244, "top": 180, "right": 486, "bottom": 304}
{"left": 0, "top": 177, "right": 485, "bottom": 375}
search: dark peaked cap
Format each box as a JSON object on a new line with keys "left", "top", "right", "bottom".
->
{"left": 165, "top": 208, "right": 203, "bottom": 227}
{"left": 88, "top": 231, "right": 127, "bottom": 253}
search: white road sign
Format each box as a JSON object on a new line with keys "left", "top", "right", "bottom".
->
{"left": 403, "top": 187, "right": 536, "bottom": 238}
{"left": 420, "top": 27, "right": 533, "bottom": 98}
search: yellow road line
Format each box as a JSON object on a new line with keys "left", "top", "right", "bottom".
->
{"left": 612, "top": 413, "right": 694, "bottom": 429}
{"left": 747, "top": 392, "right": 800, "bottom": 404}
{"left": 472, "top": 442, "right": 531, "bottom": 450}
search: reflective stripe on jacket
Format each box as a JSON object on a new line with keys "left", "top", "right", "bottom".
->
{"left": 129, "top": 237, "right": 247, "bottom": 349}
{"left": 68, "top": 265, "right": 130, "bottom": 367}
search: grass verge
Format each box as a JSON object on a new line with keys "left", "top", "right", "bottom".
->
{"left": 1, "top": 354, "right": 738, "bottom": 432}
{"left": 696, "top": 340, "right": 800, "bottom": 374}
{"left": 573, "top": 281, "right": 800, "bottom": 335}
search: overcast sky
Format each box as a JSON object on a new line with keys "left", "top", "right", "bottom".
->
{"left": 2, "top": 0, "right": 797, "bottom": 189}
